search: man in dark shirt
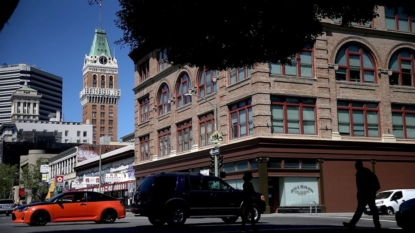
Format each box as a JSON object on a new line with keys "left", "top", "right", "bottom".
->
{"left": 343, "top": 160, "right": 381, "bottom": 230}
{"left": 241, "top": 171, "right": 258, "bottom": 233}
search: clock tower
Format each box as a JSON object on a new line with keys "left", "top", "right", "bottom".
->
{"left": 80, "top": 29, "right": 120, "bottom": 144}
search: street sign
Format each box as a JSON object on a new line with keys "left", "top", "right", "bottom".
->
{"left": 40, "top": 165, "right": 49, "bottom": 173}
{"left": 55, "top": 175, "right": 64, "bottom": 184}
{"left": 209, "top": 147, "right": 220, "bottom": 156}
{"left": 41, "top": 174, "right": 48, "bottom": 182}
{"left": 210, "top": 130, "right": 223, "bottom": 143}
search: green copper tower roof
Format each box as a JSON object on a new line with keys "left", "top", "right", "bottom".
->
{"left": 89, "top": 29, "right": 112, "bottom": 58}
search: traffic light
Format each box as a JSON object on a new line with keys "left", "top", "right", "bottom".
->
{"left": 218, "top": 155, "right": 224, "bottom": 169}
{"left": 210, "top": 153, "right": 215, "bottom": 171}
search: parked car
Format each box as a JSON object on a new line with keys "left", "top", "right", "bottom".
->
{"left": 395, "top": 198, "right": 415, "bottom": 232}
{"left": 0, "top": 199, "right": 15, "bottom": 216}
{"left": 365, "top": 189, "right": 415, "bottom": 215}
{"left": 130, "top": 172, "right": 266, "bottom": 226}
{"left": 12, "top": 191, "right": 125, "bottom": 226}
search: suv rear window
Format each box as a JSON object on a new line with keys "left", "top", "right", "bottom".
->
{"left": 137, "top": 176, "right": 155, "bottom": 191}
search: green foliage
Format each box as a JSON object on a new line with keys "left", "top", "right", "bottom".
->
{"left": 0, "top": 164, "right": 19, "bottom": 199}
{"left": 90, "top": 0, "right": 415, "bottom": 70}
{"left": 20, "top": 158, "right": 49, "bottom": 202}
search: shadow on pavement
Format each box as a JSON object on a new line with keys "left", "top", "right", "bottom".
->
{"left": 26, "top": 223, "right": 403, "bottom": 233}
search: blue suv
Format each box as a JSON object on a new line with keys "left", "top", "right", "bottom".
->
{"left": 130, "top": 172, "right": 266, "bottom": 226}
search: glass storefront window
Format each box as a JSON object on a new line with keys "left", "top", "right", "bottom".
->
{"left": 235, "top": 161, "right": 248, "bottom": 171}
{"left": 285, "top": 159, "right": 300, "bottom": 168}
{"left": 268, "top": 159, "right": 282, "bottom": 168}
{"left": 302, "top": 159, "right": 317, "bottom": 169}
{"left": 223, "top": 163, "right": 234, "bottom": 173}
{"left": 249, "top": 159, "right": 258, "bottom": 169}
{"left": 279, "top": 177, "right": 319, "bottom": 206}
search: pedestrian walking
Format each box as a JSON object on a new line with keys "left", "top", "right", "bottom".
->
{"left": 241, "top": 171, "right": 259, "bottom": 233}
{"left": 343, "top": 160, "right": 381, "bottom": 230}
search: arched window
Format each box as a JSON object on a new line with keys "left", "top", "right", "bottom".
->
{"left": 176, "top": 73, "right": 192, "bottom": 107}
{"left": 158, "top": 84, "right": 171, "bottom": 115}
{"left": 109, "top": 76, "right": 114, "bottom": 88}
{"left": 198, "top": 68, "right": 217, "bottom": 97}
{"left": 335, "top": 44, "right": 376, "bottom": 83}
{"left": 389, "top": 50, "right": 415, "bottom": 86}
{"left": 93, "top": 74, "right": 97, "bottom": 87}
{"left": 101, "top": 75, "right": 105, "bottom": 88}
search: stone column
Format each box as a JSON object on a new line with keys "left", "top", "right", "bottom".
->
{"left": 318, "top": 159, "right": 326, "bottom": 213}
{"left": 256, "top": 157, "right": 270, "bottom": 214}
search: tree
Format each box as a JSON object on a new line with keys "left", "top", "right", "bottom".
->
{"left": 0, "top": 164, "right": 19, "bottom": 199}
{"left": 90, "top": 0, "right": 415, "bottom": 70}
{"left": 20, "top": 158, "right": 49, "bottom": 202}
{"left": 0, "top": 0, "right": 19, "bottom": 32}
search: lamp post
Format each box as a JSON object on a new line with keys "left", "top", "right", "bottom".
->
{"left": 185, "top": 88, "right": 219, "bottom": 177}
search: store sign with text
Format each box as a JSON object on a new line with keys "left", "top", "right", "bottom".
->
{"left": 83, "top": 176, "right": 100, "bottom": 185}
{"left": 72, "top": 181, "right": 87, "bottom": 189}
{"left": 105, "top": 173, "right": 123, "bottom": 182}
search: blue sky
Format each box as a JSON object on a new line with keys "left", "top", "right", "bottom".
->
{"left": 0, "top": 0, "right": 135, "bottom": 140}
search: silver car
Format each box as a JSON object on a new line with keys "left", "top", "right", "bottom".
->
{"left": 0, "top": 199, "right": 15, "bottom": 216}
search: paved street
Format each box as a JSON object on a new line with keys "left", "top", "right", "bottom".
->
{"left": 0, "top": 212, "right": 403, "bottom": 233}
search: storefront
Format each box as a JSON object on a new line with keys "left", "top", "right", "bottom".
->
{"left": 134, "top": 137, "right": 415, "bottom": 213}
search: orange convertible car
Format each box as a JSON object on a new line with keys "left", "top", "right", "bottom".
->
{"left": 12, "top": 191, "right": 125, "bottom": 226}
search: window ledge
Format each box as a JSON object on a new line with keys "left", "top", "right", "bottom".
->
{"left": 390, "top": 85, "right": 415, "bottom": 94}
{"left": 157, "top": 112, "right": 171, "bottom": 121}
{"left": 340, "top": 136, "right": 381, "bottom": 142}
{"left": 395, "top": 138, "right": 415, "bottom": 143}
{"left": 226, "top": 78, "right": 251, "bottom": 92}
{"left": 137, "top": 121, "right": 149, "bottom": 129}
{"left": 386, "top": 29, "right": 414, "bottom": 36}
{"left": 271, "top": 75, "right": 316, "bottom": 85}
{"left": 337, "top": 81, "right": 379, "bottom": 90}
{"left": 176, "top": 103, "right": 192, "bottom": 113}
{"left": 271, "top": 134, "right": 319, "bottom": 140}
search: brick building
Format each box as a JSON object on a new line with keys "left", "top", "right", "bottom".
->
{"left": 130, "top": 6, "right": 415, "bottom": 213}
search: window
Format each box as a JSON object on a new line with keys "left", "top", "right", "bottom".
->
{"left": 93, "top": 126, "right": 96, "bottom": 132}
{"left": 109, "top": 105, "right": 113, "bottom": 111}
{"left": 109, "top": 113, "right": 113, "bottom": 118}
{"left": 392, "top": 104, "right": 415, "bottom": 138}
{"left": 158, "top": 128, "right": 171, "bottom": 156}
{"left": 92, "top": 105, "right": 97, "bottom": 110}
{"left": 158, "top": 49, "right": 169, "bottom": 71}
{"left": 77, "top": 139, "right": 80, "bottom": 143}
{"left": 199, "top": 112, "right": 214, "bottom": 146}
{"left": 100, "top": 105, "right": 105, "bottom": 110}
{"left": 139, "top": 59, "right": 150, "bottom": 82}
{"left": 338, "top": 101, "right": 379, "bottom": 137}
{"left": 332, "top": 17, "right": 373, "bottom": 27}
{"left": 92, "top": 119, "right": 97, "bottom": 124}
{"left": 271, "top": 96, "right": 316, "bottom": 134}
{"left": 230, "top": 67, "right": 251, "bottom": 85}
{"left": 100, "top": 127, "right": 105, "bottom": 132}
{"left": 109, "top": 127, "right": 113, "bottom": 132}
{"left": 177, "top": 120, "right": 192, "bottom": 152}
{"left": 389, "top": 50, "right": 415, "bottom": 86}
{"left": 77, "top": 131, "right": 80, "bottom": 137}
{"left": 198, "top": 68, "right": 217, "bottom": 97}
{"left": 100, "top": 120, "right": 105, "bottom": 124}
{"left": 385, "top": 6, "right": 415, "bottom": 32}
{"left": 65, "top": 139, "right": 69, "bottom": 143}
{"left": 139, "top": 97, "right": 150, "bottom": 123}
{"left": 65, "top": 130, "right": 69, "bottom": 136}
{"left": 176, "top": 73, "right": 192, "bottom": 107}
{"left": 230, "top": 99, "right": 253, "bottom": 139}
{"left": 270, "top": 46, "right": 313, "bottom": 78}
{"left": 109, "top": 76, "right": 114, "bottom": 88}
{"left": 100, "top": 134, "right": 104, "bottom": 138}
{"left": 93, "top": 74, "right": 97, "bottom": 87}
{"left": 100, "top": 112, "right": 105, "bottom": 117}
{"left": 100, "top": 75, "right": 105, "bottom": 88}
{"left": 109, "top": 120, "right": 113, "bottom": 125}
{"left": 33, "top": 103, "right": 36, "bottom": 114}
{"left": 335, "top": 44, "right": 376, "bottom": 83}
{"left": 83, "top": 131, "right": 87, "bottom": 137}
{"left": 92, "top": 112, "right": 97, "bottom": 117}
{"left": 140, "top": 135, "right": 150, "bottom": 161}
{"left": 157, "top": 84, "right": 171, "bottom": 115}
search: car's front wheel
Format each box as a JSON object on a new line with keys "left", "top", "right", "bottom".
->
{"left": 167, "top": 205, "right": 187, "bottom": 226}
{"left": 29, "top": 210, "right": 49, "bottom": 226}
{"left": 221, "top": 216, "right": 239, "bottom": 223}
{"left": 386, "top": 207, "right": 394, "bottom": 215}
{"left": 247, "top": 204, "right": 261, "bottom": 223}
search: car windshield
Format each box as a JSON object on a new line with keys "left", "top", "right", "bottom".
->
{"left": 376, "top": 191, "right": 393, "bottom": 199}
{"left": 45, "top": 193, "right": 64, "bottom": 203}
{"left": 137, "top": 176, "right": 154, "bottom": 191}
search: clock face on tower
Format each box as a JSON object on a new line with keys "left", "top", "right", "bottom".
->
{"left": 99, "top": 56, "right": 108, "bottom": 65}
